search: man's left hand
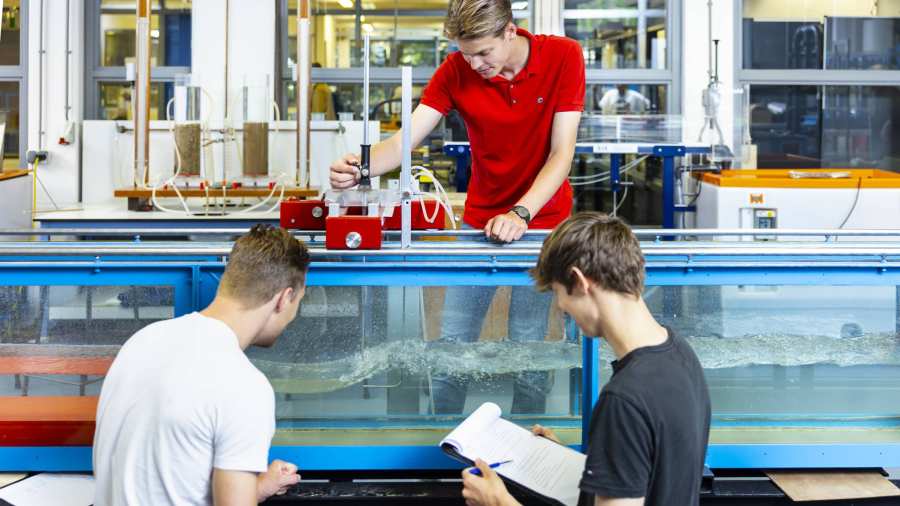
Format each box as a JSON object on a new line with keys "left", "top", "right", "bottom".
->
{"left": 484, "top": 212, "right": 527, "bottom": 243}
{"left": 461, "top": 459, "right": 520, "bottom": 506}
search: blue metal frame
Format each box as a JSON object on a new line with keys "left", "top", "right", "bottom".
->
{"left": 2, "top": 248, "right": 900, "bottom": 472}
{"left": 441, "top": 143, "right": 711, "bottom": 228}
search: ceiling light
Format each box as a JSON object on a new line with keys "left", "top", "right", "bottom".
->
{"left": 337, "top": 0, "right": 354, "bottom": 8}
{"left": 362, "top": 23, "right": 374, "bottom": 33}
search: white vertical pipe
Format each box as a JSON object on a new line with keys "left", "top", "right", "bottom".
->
{"left": 400, "top": 66, "right": 412, "bottom": 249}
{"left": 363, "top": 34, "right": 370, "bottom": 145}
{"left": 135, "top": 12, "right": 150, "bottom": 187}
{"left": 297, "top": 17, "right": 310, "bottom": 186}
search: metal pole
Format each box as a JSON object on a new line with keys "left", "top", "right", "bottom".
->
{"left": 135, "top": 0, "right": 152, "bottom": 187}
{"left": 400, "top": 66, "right": 412, "bottom": 248}
{"left": 64, "top": 0, "right": 71, "bottom": 121}
{"left": 358, "top": 34, "right": 372, "bottom": 190}
{"left": 297, "top": 0, "right": 311, "bottom": 187}
{"left": 363, "top": 35, "right": 370, "bottom": 146}
{"left": 37, "top": 0, "right": 45, "bottom": 149}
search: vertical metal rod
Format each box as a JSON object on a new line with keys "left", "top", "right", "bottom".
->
{"left": 135, "top": 0, "right": 152, "bottom": 187}
{"left": 707, "top": 0, "right": 713, "bottom": 82}
{"left": 400, "top": 66, "right": 412, "bottom": 248}
{"left": 37, "top": 0, "right": 44, "bottom": 149}
{"left": 363, "top": 35, "right": 370, "bottom": 146}
{"left": 224, "top": 0, "right": 230, "bottom": 119}
{"left": 64, "top": 0, "right": 71, "bottom": 121}
{"left": 297, "top": 0, "right": 311, "bottom": 187}
{"left": 358, "top": 34, "right": 372, "bottom": 190}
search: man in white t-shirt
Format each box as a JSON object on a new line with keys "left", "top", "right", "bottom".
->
{"left": 93, "top": 225, "right": 311, "bottom": 505}
{"left": 597, "top": 84, "right": 651, "bottom": 115}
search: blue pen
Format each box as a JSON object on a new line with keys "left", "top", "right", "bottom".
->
{"left": 469, "top": 459, "right": 513, "bottom": 476}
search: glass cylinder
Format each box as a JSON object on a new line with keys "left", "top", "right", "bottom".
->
{"left": 173, "top": 74, "right": 202, "bottom": 176}
{"left": 241, "top": 74, "right": 271, "bottom": 177}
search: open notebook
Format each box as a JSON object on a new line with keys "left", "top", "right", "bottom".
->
{"left": 440, "top": 402, "right": 586, "bottom": 506}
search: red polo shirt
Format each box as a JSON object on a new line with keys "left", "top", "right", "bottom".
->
{"left": 421, "top": 29, "right": 584, "bottom": 229}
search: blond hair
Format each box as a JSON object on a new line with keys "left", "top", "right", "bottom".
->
{"left": 219, "top": 225, "right": 311, "bottom": 308}
{"left": 531, "top": 212, "right": 645, "bottom": 298}
{"left": 444, "top": 0, "right": 512, "bottom": 40}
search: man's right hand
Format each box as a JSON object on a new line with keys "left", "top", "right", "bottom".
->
{"left": 257, "top": 459, "right": 301, "bottom": 502}
{"left": 531, "top": 424, "right": 562, "bottom": 444}
{"left": 330, "top": 154, "right": 361, "bottom": 189}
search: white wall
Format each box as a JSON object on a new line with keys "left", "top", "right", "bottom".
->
{"left": 27, "top": 0, "right": 84, "bottom": 211}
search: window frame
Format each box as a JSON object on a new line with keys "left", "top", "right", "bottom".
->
{"left": 83, "top": 0, "right": 192, "bottom": 120}
{"left": 0, "top": 0, "right": 28, "bottom": 168}
{"left": 564, "top": 0, "right": 681, "bottom": 115}
{"left": 734, "top": 0, "right": 900, "bottom": 157}
{"left": 275, "top": 0, "right": 535, "bottom": 113}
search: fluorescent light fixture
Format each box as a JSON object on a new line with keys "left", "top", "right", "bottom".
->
{"left": 337, "top": 0, "right": 354, "bottom": 8}
{"left": 362, "top": 2, "right": 376, "bottom": 9}
{"left": 511, "top": 1, "right": 528, "bottom": 9}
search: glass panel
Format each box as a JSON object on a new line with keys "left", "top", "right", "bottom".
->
{"left": 0, "top": 82, "right": 20, "bottom": 168}
{"left": 637, "top": 285, "right": 900, "bottom": 445}
{"left": 572, "top": 84, "right": 668, "bottom": 223}
{"left": 245, "top": 285, "right": 581, "bottom": 445}
{"left": 99, "top": 82, "right": 167, "bottom": 120}
{"left": 99, "top": 0, "right": 192, "bottom": 67}
{"left": 584, "top": 83, "right": 666, "bottom": 116}
{"left": 282, "top": 80, "right": 423, "bottom": 134}
{"left": 0, "top": 285, "right": 174, "bottom": 397}
{"left": 288, "top": 0, "right": 530, "bottom": 69}
{"left": 749, "top": 85, "right": 900, "bottom": 169}
{"left": 0, "top": 0, "right": 22, "bottom": 66}
{"left": 742, "top": 0, "right": 900, "bottom": 69}
{"left": 563, "top": 1, "right": 666, "bottom": 69}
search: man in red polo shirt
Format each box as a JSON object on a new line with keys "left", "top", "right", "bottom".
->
{"left": 330, "top": 0, "right": 584, "bottom": 413}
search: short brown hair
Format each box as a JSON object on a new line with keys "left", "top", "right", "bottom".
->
{"left": 444, "top": 0, "right": 512, "bottom": 40}
{"left": 531, "top": 212, "right": 645, "bottom": 298}
{"left": 219, "top": 225, "right": 311, "bottom": 308}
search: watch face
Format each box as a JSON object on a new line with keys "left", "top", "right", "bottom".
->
{"left": 512, "top": 206, "right": 529, "bottom": 222}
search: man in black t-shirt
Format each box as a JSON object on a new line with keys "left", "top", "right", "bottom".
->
{"left": 461, "top": 212, "right": 711, "bottom": 506}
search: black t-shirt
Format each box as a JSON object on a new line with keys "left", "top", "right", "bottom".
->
{"left": 578, "top": 329, "right": 711, "bottom": 506}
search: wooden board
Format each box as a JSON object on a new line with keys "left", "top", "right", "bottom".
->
{"left": 767, "top": 471, "right": 900, "bottom": 502}
{"left": 0, "top": 474, "right": 27, "bottom": 489}
{"left": 0, "top": 396, "right": 98, "bottom": 445}
{"left": 0, "top": 169, "right": 28, "bottom": 182}
{"left": 0, "top": 356, "right": 113, "bottom": 375}
{"left": 114, "top": 187, "right": 319, "bottom": 199}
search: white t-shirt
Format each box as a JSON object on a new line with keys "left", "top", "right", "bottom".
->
{"left": 598, "top": 88, "right": 651, "bottom": 114}
{"left": 93, "top": 312, "right": 276, "bottom": 506}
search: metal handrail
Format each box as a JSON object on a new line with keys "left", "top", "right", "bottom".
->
{"left": 8, "top": 227, "right": 900, "bottom": 238}
{"left": 2, "top": 241, "right": 900, "bottom": 258}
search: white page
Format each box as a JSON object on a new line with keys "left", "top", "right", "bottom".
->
{"left": 440, "top": 402, "right": 502, "bottom": 454}
{"left": 0, "top": 474, "right": 94, "bottom": 506}
{"left": 442, "top": 403, "right": 586, "bottom": 506}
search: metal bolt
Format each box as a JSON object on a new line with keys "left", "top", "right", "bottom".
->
{"left": 345, "top": 231, "right": 363, "bottom": 249}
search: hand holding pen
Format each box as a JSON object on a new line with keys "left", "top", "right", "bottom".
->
{"left": 468, "top": 459, "right": 513, "bottom": 476}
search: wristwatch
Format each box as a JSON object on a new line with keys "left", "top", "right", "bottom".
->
{"left": 509, "top": 205, "right": 531, "bottom": 224}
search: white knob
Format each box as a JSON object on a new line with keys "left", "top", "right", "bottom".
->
{"left": 345, "top": 231, "right": 362, "bottom": 249}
